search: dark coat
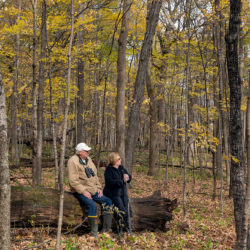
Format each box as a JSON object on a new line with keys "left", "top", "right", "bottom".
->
{"left": 103, "top": 164, "right": 131, "bottom": 212}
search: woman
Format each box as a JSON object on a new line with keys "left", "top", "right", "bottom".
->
{"left": 103, "top": 152, "right": 132, "bottom": 235}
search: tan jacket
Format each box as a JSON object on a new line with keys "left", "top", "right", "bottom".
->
{"left": 67, "top": 155, "right": 102, "bottom": 195}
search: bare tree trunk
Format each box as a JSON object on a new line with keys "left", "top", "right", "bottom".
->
{"left": 215, "top": 0, "right": 227, "bottom": 214}
{"left": 125, "top": 0, "right": 162, "bottom": 174}
{"left": 55, "top": 0, "right": 74, "bottom": 248}
{"left": 32, "top": 0, "right": 38, "bottom": 188}
{"left": 97, "top": 64, "right": 108, "bottom": 167}
{"left": 243, "top": 73, "right": 250, "bottom": 249}
{"left": 226, "top": 0, "right": 246, "bottom": 247}
{"left": 48, "top": 47, "right": 59, "bottom": 189}
{"left": 11, "top": 0, "right": 21, "bottom": 164}
{"left": 182, "top": 0, "right": 192, "bottom": 220}
{"left": 76, "top": 2, "right": 85, "bottom": 144}
{"left": 34, "top": 0, "right": 47, "bottom": 186}
{"left": 146, "top": 61, "right": 158, "bottom": 176}
{"left": 0, "top": 68, "right": 10, "bottom": 250}
{"left": 116, "top": 0, "right": 131, "bottom": 165}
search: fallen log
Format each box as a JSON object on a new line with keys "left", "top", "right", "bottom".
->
{"left": 11, "top": 186, "right": 177, "bottom": 231}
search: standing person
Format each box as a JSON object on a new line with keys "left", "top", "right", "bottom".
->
{"left": 103, "top": 152, "right": 133, "bottom": 235}
{"left": 67, "top": 143, "right": 113, "bottom": 238}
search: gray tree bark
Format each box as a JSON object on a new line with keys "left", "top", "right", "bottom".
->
{"left": 0, "top": 68, "right": 10, "bottom": 250}
{"left": 215, "top": 0, "right": 226, "bottom": 213}
{"left": 48, "top": 47, "right": 59, "bottom": 189}
{"left": 225, "top": 0, "right": 246, "bottom": 247}
{"left": 56, "top": 0, "right": 74, "bottom": 248}
{"left": 125, "top": 0, "right": 162, "bottom": 174}
{"left": 146, "top": 61, "right": 158, "bottom": 176}
{"left": 32, "top": 0, "right": 38, "bottom": 187}
{"left": 33, "top": 0, "right": 47, "bottom": 186}
{"left": 243, "top": 73, "right": 250, "bottom": 249}
{"left": 116, "top": 0, "right": 131, "bottom": 165}
{"left": 76, "top": 2, "right": 85, "bottom": 144}
{"left": 11, "top": 0, "right": 21, "bottom": 164}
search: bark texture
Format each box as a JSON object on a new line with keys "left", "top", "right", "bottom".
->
{"left": 11, "top": 186, "right": 177, "bottom": 232}
{"left": 125, "top": 0, "right": 162, "bottom": 174}
{"left": 34, "top": 0, "right": 47, "bottom": 186}
{"left": 116, "top": 0, "right": 131, "bottom": 165}
{"left": 0, "top": 69, "right": 11, "bottom": 250}
{"left": 146, "top": 61, "right": 158, "bottom": 176}
{"left": 225, "top": 0, "right": 246, "bottom": 248}
{"left": 76, "top": 2, "right": 85, "bottom": 144}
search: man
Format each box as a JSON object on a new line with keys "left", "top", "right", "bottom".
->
{"left": 67, "top": 142, "right": 113, "bottom": 237}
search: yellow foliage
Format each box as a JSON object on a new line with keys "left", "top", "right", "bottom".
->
{"left": 18, "top": 84, "right": 27, "bottom": 94}
{"left": 223, "top": 154, "right": 230, "bottom": 161}
{"left": 231, "top": 156, "right": 240, "bottom": 164}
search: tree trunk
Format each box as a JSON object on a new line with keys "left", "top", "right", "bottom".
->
{"left": 11, "top": 0, "right": 21, "bottom": 164}
{"left": 125, "top": 0, "right": 162, "bottom": 174}
{"left": 225, "top": 0, "right": 246, "bottom": 247}
{"left": 0, "top": 68, "right": 11, "bottom": 250}
{"left": 243, "top": 74, "right": 250, "bottom": 249}
{"left": 76, "top": 2, "right": 85, "bottom": 144}
{"left": 56, "top": 0, "right": 74, "bottom": 248}
{"left": 11, "top": 186, "right": 177, "bottom": 232}
{"left": 182, "top": 0, "right": 192, "bottom": 219}
{"left": 48, "top": 48, "right": 59, "bottom": 189}
{"left": 215, "top": 0, "right": 226, "bottom": 214}
{"left": 116, "top": 0, "right": 131, "bottom": 165}
{"left": 34, "top": 0, "right": 47, "bottom": 186}
{"left": 146, "top": 61, "right": 158, "bottom": 176}
{"left": 32, "top": 0, "right": 38, "bottom": 188}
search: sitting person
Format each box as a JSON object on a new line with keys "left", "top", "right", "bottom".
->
{"left": 67, "top": 142, "right": 113, "bottom": 237}
{"left": 103, "top": 152, "right": 133, "bottom": 235}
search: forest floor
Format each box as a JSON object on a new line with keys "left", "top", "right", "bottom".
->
{"left": 10, "top": 151, "right": 236, "bottom": 249}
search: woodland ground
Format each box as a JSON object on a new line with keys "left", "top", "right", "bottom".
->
{"left": 10, "top": 150, "right": 236, "bottom": 249}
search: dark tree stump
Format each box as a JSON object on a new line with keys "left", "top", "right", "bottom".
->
{"left": 11, "top": 186, "right": 177, "bottom": 231}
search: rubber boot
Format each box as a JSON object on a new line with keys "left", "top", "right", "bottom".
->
{"left": 88, "top": 217, "right": 98, "bottom": 238}
{"left": 102, "top": 213, "right": 113, "bottom": 233}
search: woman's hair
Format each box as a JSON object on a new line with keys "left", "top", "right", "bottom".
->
{"left": 108, "top": 152, "right": 120, "bottom": 165}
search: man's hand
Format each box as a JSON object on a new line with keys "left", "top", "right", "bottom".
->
{"left": 97, "top": 189, "right": 103, "bottom": 197}
{"left": 83, "top": 191, "right": 92, "bottom": 199}
{"left": 123, "top": 174, "right": 129, "bottom": 182}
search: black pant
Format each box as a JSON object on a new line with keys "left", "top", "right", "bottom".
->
{"left": 112, "top": 196, "right": 132, "bottom": 228}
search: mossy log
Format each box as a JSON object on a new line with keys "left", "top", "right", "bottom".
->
{"left": 11, "top": 186, "right": 177, "bottom": 231}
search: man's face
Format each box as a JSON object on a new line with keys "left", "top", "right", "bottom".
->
{"left": 79, "top": 150, "right": 89, "bottom": 159}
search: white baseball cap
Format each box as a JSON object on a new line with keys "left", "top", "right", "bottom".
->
{"left": 75, "top": 143, "right": 91, "bottom": 152}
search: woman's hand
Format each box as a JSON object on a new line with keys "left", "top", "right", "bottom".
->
{"left": 83, "top": 191, "right": 92, "bottom": 199}
{"left": 97, "top": 189, "right": 103, "bottom": 197}
{"left": 123, "top": 174, "right": 129, "bottom": 182}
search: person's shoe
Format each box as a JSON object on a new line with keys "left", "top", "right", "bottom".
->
{"left": 88, "top": 216, "right": 98, "bottom": 238}
{"left": 125, "top": 217, "right": 133, "bottom": 235}
{"left": 118, "top": 226, "right": 124, "bottom": 237}
{"left": 102, "top": 213, "right": 113, "bottom": 233}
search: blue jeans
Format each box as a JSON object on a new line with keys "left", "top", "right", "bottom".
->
{"left": 74, "top": 192, "right": 112, "bottom": 217}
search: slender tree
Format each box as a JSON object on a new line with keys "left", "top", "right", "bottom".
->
{"left": 56, "top": 0, "right": 74, "bottom": 247}
{"left": 33, "top": 0, "right": 47, "bottom": 186}
{"left": 146, "top": 60, "right": 159, "bottom": 176}
{"left": 76, "top": 2, "right": 85, "bottom": 144}
{"left": 11, "top": 0, "right": 21, "bottom": 164}
{"left": 243, "top": 73, "right": 250, "bottom": 249}
{"left": 32, "top": 0, "right": 38, "bottom": 186}
{"left": 0, "top": 68, "right": 10, "bottom": 250}
{"left": 48, "top": 47, "right": 59, "bottom": 189}
{"left": 116, "top": 0, "right": 131, "bottom": 165}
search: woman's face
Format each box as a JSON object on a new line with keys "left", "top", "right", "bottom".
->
{"left": 115, "top": 155, "right": 121, "bottom": 165}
